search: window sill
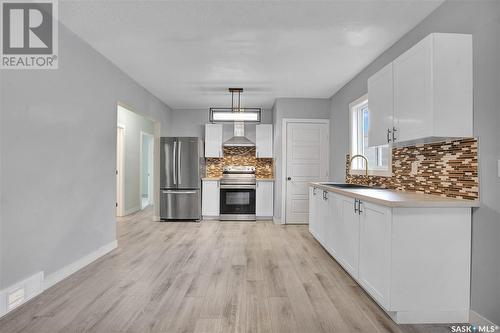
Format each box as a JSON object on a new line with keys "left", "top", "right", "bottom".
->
{"left": 350, "top": 169, "right": 392, "bottom": 177}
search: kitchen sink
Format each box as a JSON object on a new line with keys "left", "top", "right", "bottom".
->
{"left": 319, "top": 183, "right": 382, "bottom": 189}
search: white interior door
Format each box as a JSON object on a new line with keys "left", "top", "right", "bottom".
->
{"left": 285, "top": 121, "right": 329, "bottom": 224}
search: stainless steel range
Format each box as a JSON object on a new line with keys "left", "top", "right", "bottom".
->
{"left": 219, "top": 166, "right": 256, "bottom": 221}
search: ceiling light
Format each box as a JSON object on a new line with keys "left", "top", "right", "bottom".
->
{"left": 209, "top": 88, "right": 262, "bottom": 123}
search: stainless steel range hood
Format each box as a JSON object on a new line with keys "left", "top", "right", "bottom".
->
{"left": 223, "top": 122, "right": 255, "bottom": 147}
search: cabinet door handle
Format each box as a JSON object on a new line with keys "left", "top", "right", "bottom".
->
{"left": 354, "top": 199, "right": 358, "bottom": 213}
{"left": 392, "top": 127, "right": 398, "bottom": 142}
{"left": 387, "top": 129, "right": 392, "bottom": 143}
{"left": 358, "top": 200, "right": 363, "bottom": 214}
{"left": 313, "top": 187, "right": 317, "bottom": 195}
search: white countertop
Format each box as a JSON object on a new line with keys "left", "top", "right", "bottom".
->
{"left": 311, "top": 182, "right": 479, "bottom": 208}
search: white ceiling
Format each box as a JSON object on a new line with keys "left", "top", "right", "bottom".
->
{"left": 59, "top": 0, "right": 443, "bottom": 109}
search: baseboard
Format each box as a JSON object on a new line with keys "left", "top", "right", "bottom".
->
{"left": 272, "top": 217, "right": 283, "bottom": 225}
{"left": 124, "top": 206, "right": 140, "bottom": 216}
{"left": 153, "top": 215, "right": 161, "bottom": 222}
{"left": 469, "top": 310, "right": 499, "bottom": 327}
{"left": 44, "top": 240, "right": 117, "bottom": 290}
{"left": 389, "top": 309, "right": 469, "bottom": 324}
{"left": 202, "top": 215, "right": 220, "bottom": 220}
{"left": 0, "top": 271, "right": 44, "bottom": 318}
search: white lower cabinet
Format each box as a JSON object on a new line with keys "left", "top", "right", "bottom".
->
{"left": 338, "top": 195, "right": 360, "bottom": 279}
{"left": 358, "top": 201, "right": 392, "bottom": 309}
{"left": 202, "top": 180, "right": 219, "bottom": 217}
{"left": 308, "top": 187, "right": 319, "bottom": 239}
{"left": 308, "top": 185, "right": 472, "bottom": 324}
{"left": 256, "top": 181, "right": 273, "bottom": 217}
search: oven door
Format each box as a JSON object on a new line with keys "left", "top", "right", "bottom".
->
{"left": 219, "top": 185, "right": 256, "bottom": 220}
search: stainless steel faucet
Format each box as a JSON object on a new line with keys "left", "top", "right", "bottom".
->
{"left": 350, "top": 154, "right": 369, "bottom": 176}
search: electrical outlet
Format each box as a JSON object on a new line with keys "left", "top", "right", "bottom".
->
{"left": 411, "top": 161, "right": 419, "bottom": 175}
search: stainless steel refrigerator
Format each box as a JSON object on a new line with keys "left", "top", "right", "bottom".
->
{"left": 160, "top": 137, "right": 204, "bottom": 220}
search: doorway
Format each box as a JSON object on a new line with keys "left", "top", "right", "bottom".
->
{"left": 141, "top": 131, "right": 154, "bottom": 209}
{"left": 282, "top": 119, "right": 330, "bottom": 224}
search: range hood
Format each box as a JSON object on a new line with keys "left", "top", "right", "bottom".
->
{"left": 223, "top": 122, "right": 255, "bottom": 147}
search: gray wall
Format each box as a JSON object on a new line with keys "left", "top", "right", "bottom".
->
{"left": 272, "top": 98, "right": 331, "bottom": 220}
{"left": 329, "top": 0, "right": 500, "bottom": 324}
{"left": 0, "top": 22, "right": 172, "bottom": 288}
{"left": 117, "top": 106, "right": 154, "bottom": 213}
{"left": 168, "top": 108, "right": 273, "bottom": 141}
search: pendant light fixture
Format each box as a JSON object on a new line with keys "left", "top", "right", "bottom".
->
{"left": 209, "top": 88, "right": 262, "bottom": 123}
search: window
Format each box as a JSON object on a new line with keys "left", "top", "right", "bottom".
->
{"left": 349, "top": 95, "right": 391, "bottom": 176}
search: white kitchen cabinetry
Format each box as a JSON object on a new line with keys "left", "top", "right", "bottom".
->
{"left": 338, "top": 196, "right": 360, "bottom": 279}
{"left": 367, "top": 33, "right": 472, "bottom": 147}
{"left": 368, "top": 63, "right": 394, "bottom": 147}
{"left": 255, "top": 124, "right": 273, "bottom": 158}
{"left": 256, "top": 181, "right": 273, "bottom": 218}
{"left": 308, "top": 187, "right": 320, "bottom": 238}
{"left": 202, "top": 180, "right": 219, "bottom": 217}
{"left": 205, "top": 124, "right": 223, "bottom": 157}
{"left": 308, "top": 185, "right": 472, "bottom": 324}
{"left": 358, "top": 201, "right": 392, "bottom": 309}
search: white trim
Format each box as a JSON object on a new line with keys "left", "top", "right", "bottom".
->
{"left": 43, "top": 241, "right": 117, "bottom": 290}
{"left": 281, "top": 118, "right": 330, "bottom": 225}
{"left": 469, "top": 310, "right": 499, "bottom": 327}
{"left": 116, "top": 125, "right": 125, "bottom": 217}
{"left": 348, "top": 94, "right": 392, "bottom": 177}
{"left": 273, "top": 217, "right": 283, "bottom": 225}
{"left": 202, "top": 216, "right": 220, "bottom": 221}
{"left": 388, "top": 309, "right": 469, "bottom": 324}
{"left": 140, "top": 131, "right": 154, "bottom": 209}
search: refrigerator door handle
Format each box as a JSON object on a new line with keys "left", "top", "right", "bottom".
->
{"left": 162, "top": 190, "right": 197, "bottom": 194}
{"left": 173, "top": 140, "right": 177, "bottom": 185}
{"left": 178, "top": 141, "right": 182, "bottom": 185}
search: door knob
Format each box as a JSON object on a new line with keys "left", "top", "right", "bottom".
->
{"left": 287, "top": 177, "right": 292, "bottom": 181}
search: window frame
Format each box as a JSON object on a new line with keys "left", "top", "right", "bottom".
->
{"left": 348, "top": 94, "right": 392, "bottom": 177}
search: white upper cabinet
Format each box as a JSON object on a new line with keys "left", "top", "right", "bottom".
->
{"left": 255, "top": 124, "right": 273, "bottom": 158}
{"left": 205, "top": 124, "right": 223, "bottom": 157}
{"left": 368, "top": 63, "right": 394, "bottom": 147}
{"left": 368, "top": 33, "right": 473, "bottom": 147}
{"left": 393, "top": 35, "right": 434, "bottom": 143}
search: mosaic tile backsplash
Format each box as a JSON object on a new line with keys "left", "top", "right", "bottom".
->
{"left": 206, "top": 146, "right": 274, "bottom": 179}
{"left": 346, "top": 138, "right": 479, "bottom": 200}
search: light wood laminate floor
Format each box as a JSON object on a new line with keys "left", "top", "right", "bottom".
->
{"left": 0, "top": 208, "right": 455, "bottom": 333}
